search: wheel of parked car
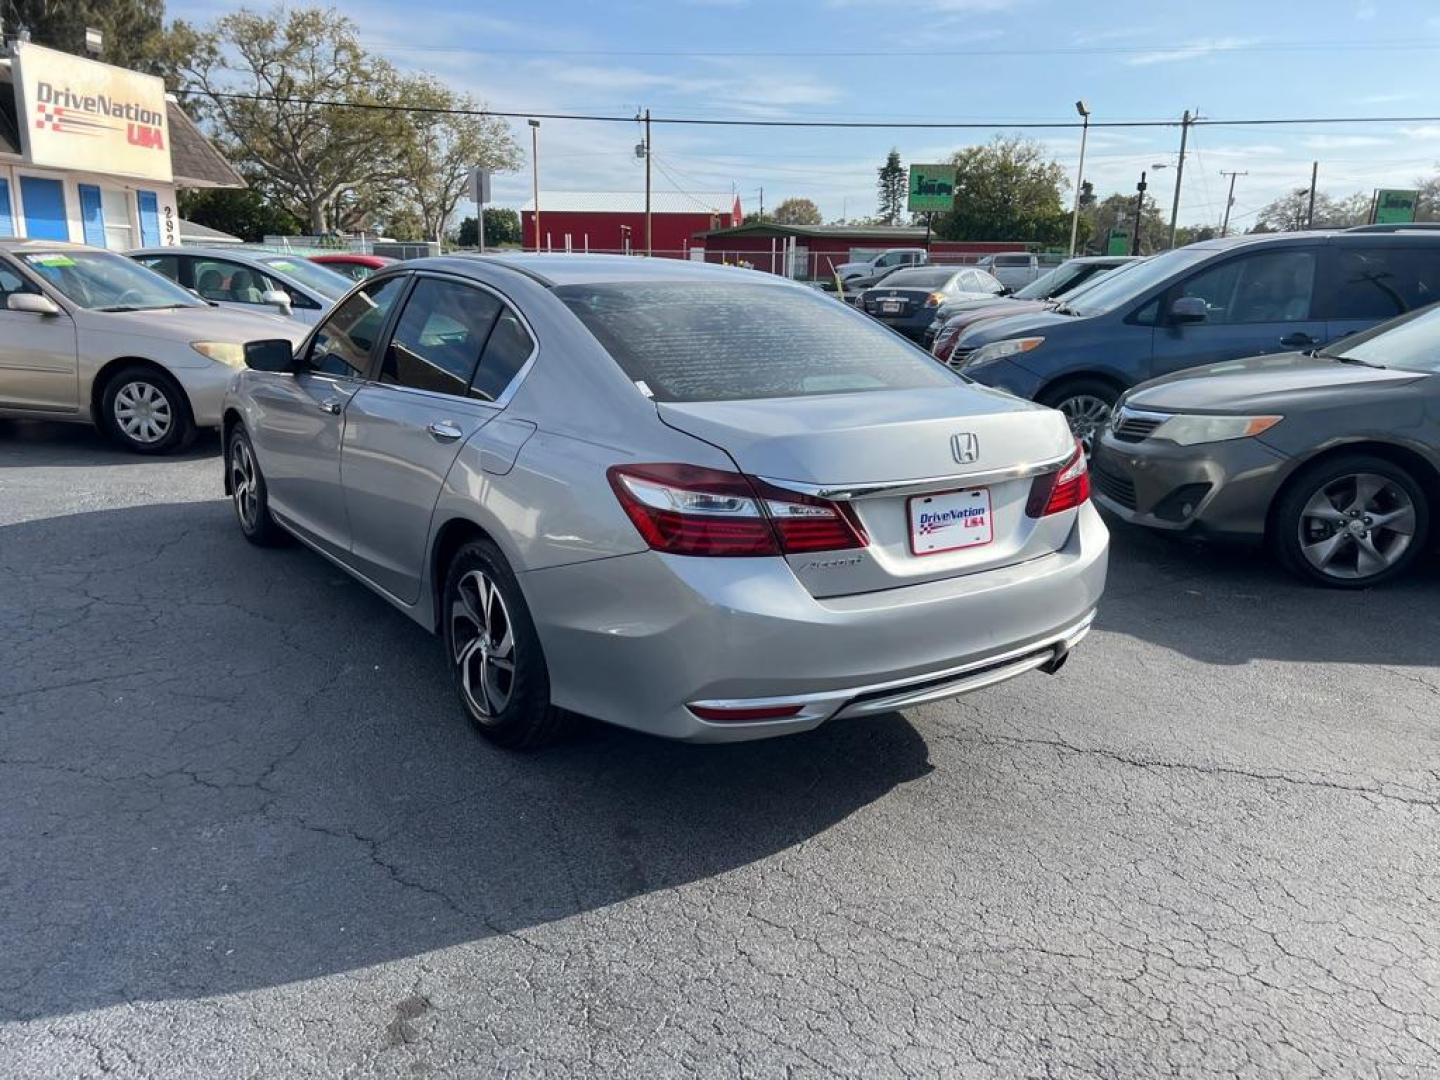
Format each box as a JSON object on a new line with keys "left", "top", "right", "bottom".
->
{"left": 442, "top": 539, "right": 576, "bottom": 749}
{"left": 1040, "top": 378, "right": 1119, "bottom": 455}
{"left": 100, "top": 365, "right": 196, "bottom": 454}
{"left": 1271, "top": 454, "right": 1430, "bottom": 589}
{"left": 228, "top": 424, "right": 287, "bottom": 547}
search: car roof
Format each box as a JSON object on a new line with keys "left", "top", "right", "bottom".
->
{"left": 397, "top": 253, "right": 802, "bottom": 289}
{"left": 0, "top": 239, "right": 103, "bottom": 254}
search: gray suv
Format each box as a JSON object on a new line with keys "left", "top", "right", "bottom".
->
{"left": 951, "top": 230, "right": 1440, "bottom": 449}
{"left": 223, "top": 255, "right": 1108, "bottom": 749}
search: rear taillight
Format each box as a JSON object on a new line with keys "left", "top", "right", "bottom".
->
{"left": 1025, "top": 439, "right": 1091, "bottom": 517}
{"left": 608, "top": 464, "right": 868, "bottom": 557}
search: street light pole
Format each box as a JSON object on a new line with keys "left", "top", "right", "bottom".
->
{"left": 1168, "top": 108, "right": 1195, "bottom": 249}
{"left": 528, "top": 119, "right": 541, "bottom": 253}
{"left": 1068, "top": 99, "right": 1091, "bottom": 257}
{"left": 1219, "top": 170, "right": 1247, "bottom": 237}
{"left": 1131, "top": 171, "right": 1148, "bottom": 256}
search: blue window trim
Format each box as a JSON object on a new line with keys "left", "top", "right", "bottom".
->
{"left": 137, "top": 190, "right": 161, "bottom": 247}
{"left": 77, "top": 183, "right": 106, "bottom": 247}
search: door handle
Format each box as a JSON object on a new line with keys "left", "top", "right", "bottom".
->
{"left": 427, "top": 420, "right": 464, "bottom": 442}
{"left": 318, "top": 398, "right": 343, "bottom": 415}
{"left": 1279, "top": 332, "right": 1318, "bottom": 348}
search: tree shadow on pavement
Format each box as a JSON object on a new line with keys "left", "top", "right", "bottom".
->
{"left": 0, "top": 500, "right": 934, "bottom": 1022}
{"left": 1097, "top": 517, "right": 1440, "bottom": 667}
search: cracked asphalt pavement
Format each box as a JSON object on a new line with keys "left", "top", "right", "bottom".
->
{"left": 3, "top": 419, "right": 1439, "bottom": 1079}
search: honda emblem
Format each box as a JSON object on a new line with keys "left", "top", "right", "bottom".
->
{"left": 951, "top": 432, "right": 979, "bottom": 464}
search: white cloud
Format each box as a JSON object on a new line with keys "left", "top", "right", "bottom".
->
{"left": 1124, "top": 37, "right": 1257, "bottom": 66}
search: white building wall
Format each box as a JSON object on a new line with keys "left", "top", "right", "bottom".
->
{"left": 0, "top": 158, "right": 179, "bottom": 248}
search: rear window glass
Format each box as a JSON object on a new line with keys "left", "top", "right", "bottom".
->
{"left": 556, "top": 282, "right": 959, "bottom": 403}
{"left": 881, "top": 268, "right": 952, "bottom": 288}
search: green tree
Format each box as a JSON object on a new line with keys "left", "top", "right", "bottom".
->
{"left": 171, "top": 7, "right": 414, "bottom": 233}
{"left": 6, "top": 0, "right": 176, "bottom": 78}
{"left": 1087, "top": 191, "right": 1166, "bottom": 255}
{"left": 932, "top": 136, "right": 1069, "bottom": 244}
{"left": 876, "top": 149, "right": 906, "bottom": 226}
{"left": 455, "top": 208, "right": 522, "bottom": 247}
{"left": 178, "top": 184, "right": 301, "bottom": 242}
{"left": 1255, "top": 188, "right": 1371, "bottom": 232}
{"left": 771, "top": 197, "right": 822, "bottom": 226}
{"left": 393, "top": 75, "right": 519, "bottom": 242}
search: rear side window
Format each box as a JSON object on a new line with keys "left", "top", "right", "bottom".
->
{"left": 556, "top": 282, "right": 958, "bottom": 403}
{"left": 382, "top": 278, "right": 502, "bottom": 396}
{"left": 1327, "top": 246, "right": 1440, "bottom": 319}
{"left": 471, "top": 310, "right": 534, "bottom": 402}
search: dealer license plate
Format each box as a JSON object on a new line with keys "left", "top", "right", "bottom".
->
{"left": 908, "top": 487, "right": 993, "bottom": 555}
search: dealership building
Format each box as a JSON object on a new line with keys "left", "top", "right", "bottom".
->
{"left": 0, "top": 41, "right": 240, "bottom": 250}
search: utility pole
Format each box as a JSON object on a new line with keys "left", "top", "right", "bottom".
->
{"left": 644, "top": 108, "right": 653, "bottom": 256}
{"left": 758, "top": 187, "right": 764, "bottom": 217}
{"left": 1167, "top": 109, "right": 1195, "bottom": 249}
{"left": 1132, "top": 171, "right": 1148, "bottom": 256}
{"left": 1068, "top": 99, "right": 1091, "bottom": 257}
{"left": 1219, "top": 170, "right": 1246, "bottom": 237}
{"left": 528, "top": 119, "right": 541, "bottom": 253}
{"left": 1305, "top": 161, "right": 1319, "bottom": 229}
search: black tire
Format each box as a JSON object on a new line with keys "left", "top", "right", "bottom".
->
{"left": 1270, "top": 453, "right": 1430, "bottom": 589}
{"left": 228, "top": 425, "right": 287, "bottom": 547}
{"left": 99, "top": 364, "right": 195, "bottom": 454}
{"left": 441, "top": 539, "right": 575, "bottom": 750}
{"left": 1040, "top": 378, "right": 1121, "bottom": 454}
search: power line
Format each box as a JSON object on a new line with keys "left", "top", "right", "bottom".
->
{"left": 203, "top": 92, "right": 1440, "bottom": 131}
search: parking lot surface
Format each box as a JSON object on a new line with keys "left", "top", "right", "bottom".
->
{"left": 3, "top": 419, "right": 1439, "bottom": 1079}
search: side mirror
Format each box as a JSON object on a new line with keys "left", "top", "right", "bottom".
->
{"left": 999, "top": 285, "right": 1014, "bottom": 296}
{"left": 261, "top": 289, "right": 293, "bottom": 315}
{"left": 244, "top": 338, "right": 297, "bottom": 372}
{"left": 1170, "top": 296, "right": 1208, "bottom": 323}
{"left": 7, "top": 292, "right": 61, "bottom": 316}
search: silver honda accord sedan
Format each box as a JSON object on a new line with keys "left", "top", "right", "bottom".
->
{"left": 222, "top": 255, "right": 1109, "bottom": 748}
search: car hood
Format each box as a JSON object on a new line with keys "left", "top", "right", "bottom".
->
{"left": 1127, "top": 352, "right": 1429, "bottom": 413}
{"left": 75, "top": 304, "right": 307, "bottom": 344}
{"left": 954, "top": 309, "right": 1076, "bottom": 346}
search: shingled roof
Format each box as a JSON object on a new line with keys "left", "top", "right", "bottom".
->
{"left": 166, "top": 100, "right": 244, "bottom": 189}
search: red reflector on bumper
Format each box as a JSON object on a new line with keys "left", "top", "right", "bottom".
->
{"left": 687, "top": 703, "right": 805, "bottom": 723}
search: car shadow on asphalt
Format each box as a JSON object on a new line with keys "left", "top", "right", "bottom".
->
{"left": 1097, "top": 516, "right": 1440, "bottom": 667}
{"left": 0, "top": 418, "right": 222, "bottom": 466}
{"left": 0, "top": 498, "right": 935, "bottom": 1021}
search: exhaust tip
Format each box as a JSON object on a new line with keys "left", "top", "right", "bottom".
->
{"left": 1039, "top": 649, "right": 1069, "bottom": 676}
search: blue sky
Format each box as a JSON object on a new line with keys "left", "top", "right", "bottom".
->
{"left": 170, "top": 0, "right": 1440, "bottom": 229}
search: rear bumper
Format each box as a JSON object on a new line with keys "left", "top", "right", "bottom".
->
{"left": 521, "top": 503, "right": 1110, "bottom": 742}
{"left": 1091, "top": 431, "right": 1290, "bottom": 539}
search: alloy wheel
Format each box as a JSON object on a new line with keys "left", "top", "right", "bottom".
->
{"left": 450, "top": 569, "right": 516, "bottom": 722}
{"left": 1297, "top": 472, "right": 1416, "bottom": 581}
{"left": 113, "top": 380, "right": 173, "bottom": 445}
{"left": 231, "top": 438, "right": 259, "bottom": 531}
{"left": 1057, "top": 394, "right": 1112, "bottom": 454}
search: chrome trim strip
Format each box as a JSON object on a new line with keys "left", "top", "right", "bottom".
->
{"left": 687, "top": 610, "right": 1096, "bottom": 727}
{"left": 756, "top": 449, "right": 1072, "bottom": 501}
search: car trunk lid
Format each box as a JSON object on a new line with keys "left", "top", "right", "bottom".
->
{"left": 658, "top": 387, "right": 1079, "bottom": 598}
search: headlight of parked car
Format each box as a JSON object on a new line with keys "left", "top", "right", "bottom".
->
{"left": 191, "top": 341, "right": 247, "bottom": 368}
{"left": 963, "top": 336, "right": 1045, "bottom": 368}
{"left": 1151, "top": 414, "right": 1283, "bottom": 446}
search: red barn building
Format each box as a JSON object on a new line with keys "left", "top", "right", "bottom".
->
{"left": 522, "top": 191, "right": 742, "bottom": 257}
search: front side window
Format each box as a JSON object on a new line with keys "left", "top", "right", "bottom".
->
{"left": 305, "top": 276, "right": 407, "bottom": 377}
{"left": 1327, "top": 246, "right": 1440, "bottom": 319}
{"left": 1176, "top": 250, "right": 1317, "bottom": 325}
{"left": 193, "top": 258, "right": 282, "bottom": 305}
{"left": 19, "top": 250, "right": 200, "bottom": 311}
{"left": 381, "top": 278, "right": 502, "bottom": 396}
{"left": 557, "top": 282, "right": 959, "bottom": 403}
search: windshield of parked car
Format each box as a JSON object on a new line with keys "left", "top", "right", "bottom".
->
{"left": 1064, "top": 247, "right": 1214, "bottom": 317}
{"left": 18, "top": 250, "right": 202, "bottom": 311}
{"left": 557, "top": 282, "right": 962, "bottom": 402}
{"left": 1318, "top": 300, "right": 1440, "bottom": 372}
{"left": 256, "top": 256, "right": 351, "bottom": 300}
{"left": 878, "top": 268, "right": 954, "bottom": 289}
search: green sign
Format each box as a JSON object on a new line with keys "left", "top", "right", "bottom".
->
{"left": 1106, "top": 229, "right": 1130, "bottom": 256}
{"left": 1373, "top": 189, "right": 1419, "bottom": 224}
{"left": 908, "top": 164, "right": 957, "bottom": 213}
